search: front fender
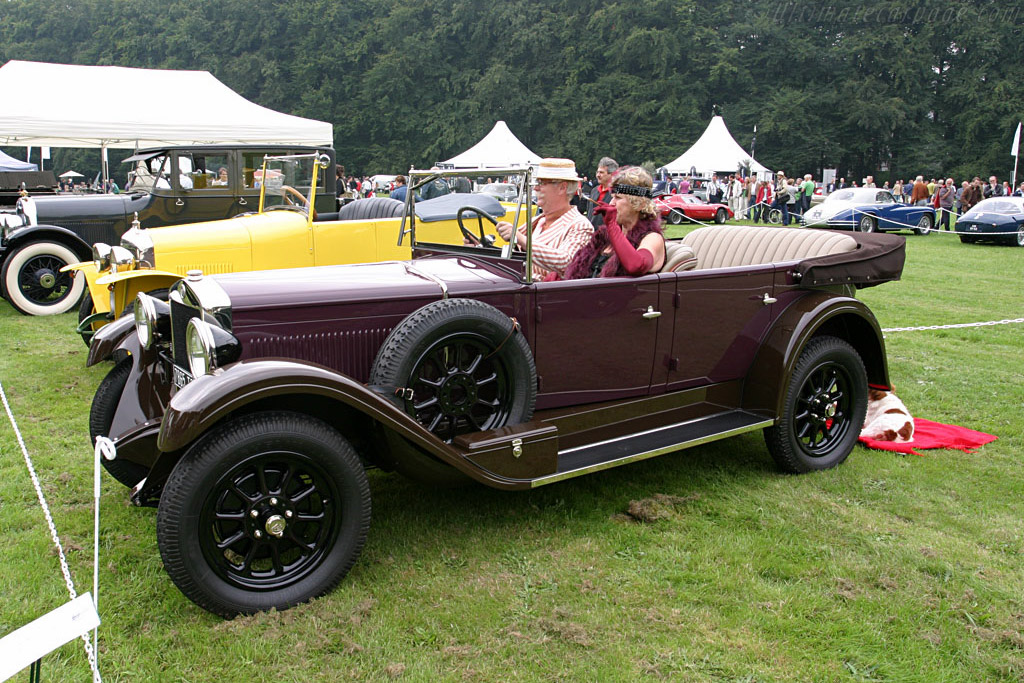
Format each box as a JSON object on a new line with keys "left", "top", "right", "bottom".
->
{"left": 743, "top": 293, "right": 889, "bottom": 417}
{"left": 2, "top": 224, "right": 91, "bottom": 258}
{"left": 157, "top": 359, "right": 526, "bottom": 489}
{"left": 86, "top": 313, "right": 138, "bottom": 366}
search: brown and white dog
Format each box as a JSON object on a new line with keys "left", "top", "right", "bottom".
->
{"left": 861, "top": 388, "right": 915, "bottom": 442}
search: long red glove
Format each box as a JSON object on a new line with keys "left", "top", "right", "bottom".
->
{"left": 604, "top": 215, "right": 653, "bottom": 275}
{"left": 592, "top": 202, "right": 617, "bottom": 226}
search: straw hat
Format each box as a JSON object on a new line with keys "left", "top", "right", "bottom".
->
{"left": 534, "top": 158, "right": 581, "bottom": 182}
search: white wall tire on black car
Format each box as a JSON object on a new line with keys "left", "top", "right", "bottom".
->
{"left": 1, "top": 240, "right": 86, "bottom": 315}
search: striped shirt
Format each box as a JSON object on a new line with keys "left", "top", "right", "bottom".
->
{"left": 519, "top": 207, "right": 594, "bottom": 280}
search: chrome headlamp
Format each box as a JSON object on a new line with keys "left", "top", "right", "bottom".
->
{"left": 108, "top": 245, "right": 136, "bottom": 274}
{"left": 185, "top": 318, "right": 241, "bottom": 377}
{"left": 92, "top": 243, "right": 112, "bottom": 271}
{"left": 133, "top": 292, "right": 171, "bottom": 350}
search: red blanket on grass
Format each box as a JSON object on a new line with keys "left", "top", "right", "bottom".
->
{"left": 859, "top": 418, "right": 997, "bottom": 456}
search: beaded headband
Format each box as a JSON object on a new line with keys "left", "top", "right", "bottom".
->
{"left": 612, "top": 183, "right": 653, "bottom": 198}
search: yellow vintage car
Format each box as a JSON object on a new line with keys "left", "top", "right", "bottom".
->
{"left": 66, "top": 154, "right": 525, "bottom": 340}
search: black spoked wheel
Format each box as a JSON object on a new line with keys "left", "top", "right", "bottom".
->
{"left": 1, "top": 241, "right": 86, "bottom": 315}
{"left": 857, "top": 214, "right": 876, "bottom": 233}
{"left": 764, "top": 336, "right": 867, "bottom": 473}
{"left": 157, "top": 412, "right": 371, "bottom": 618}
{"left": 90, "top": 358, "right": 149, "bottom": 487}
{"left": 371, "top": 298, "right": 536, "bottom": 443}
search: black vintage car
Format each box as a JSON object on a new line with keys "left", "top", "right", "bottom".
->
{"left": 0, "top": 145, "right": 335, "bottom": 316}
{"left": 87, "top": 168, "right": 907, "bottom": 618}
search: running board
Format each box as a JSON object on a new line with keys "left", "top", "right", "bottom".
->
{"left": 531, "top": 411, "right": 774, "bottom": 488}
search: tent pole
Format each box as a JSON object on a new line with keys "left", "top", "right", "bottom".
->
{"left": 102, "top": 144, "right": 109, "bottom": 191}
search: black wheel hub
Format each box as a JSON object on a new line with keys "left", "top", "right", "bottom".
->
{"left": 20, "top": 256, "right": 73, "bottom": 304}
{"left": 407, "top": 334, "right": 511, "bottom": 441}
{"left": 794, "top": 364, "right": 851, "bottom": 457}
{"left": 200, "top": 453, "right": 338, "bottom": 590}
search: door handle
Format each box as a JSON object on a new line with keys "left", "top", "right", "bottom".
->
{"left": 762, "top": 293, "right": 777, "bottom": 305}
{"left": 175, "top": 198, "right": 184, "bottom": 207}
{"left": 238, "top": 197, "right": 247, "bottom": 205}
{"left": 642, "top": 305, "right": 661, "bottom": 319}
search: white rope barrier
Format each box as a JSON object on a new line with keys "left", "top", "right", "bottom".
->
{"left": 882, "top": 318, "right": 1024, "bottom": 333}
{"left": 0, "top": 380, "right": 102, "bottom": 682}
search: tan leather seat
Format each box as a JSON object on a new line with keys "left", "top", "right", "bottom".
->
{"left": 660, "top": 241, "right": 699, "bottom": 272}
{"left": 681, "top": 226, "right": 857, "bottom": 270}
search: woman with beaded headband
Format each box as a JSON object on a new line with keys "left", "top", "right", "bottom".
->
{"left": 561, "top": 166, "right": 665, "bottom": 279}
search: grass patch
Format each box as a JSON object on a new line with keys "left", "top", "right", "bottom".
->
{"left": 1, "top": 230, "right": 1022, "bottom": 681}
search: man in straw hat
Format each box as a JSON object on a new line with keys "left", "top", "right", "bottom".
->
{"left": 496, "top": 158, "right": 593, "bottom": 280}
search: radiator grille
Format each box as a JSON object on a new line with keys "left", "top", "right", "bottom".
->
{"left": 170, "top": 297, "right": 201, "bottom": 367}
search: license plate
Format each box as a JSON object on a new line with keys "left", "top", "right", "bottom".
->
{"left": 969, "top": 226, "right": 978, "bottom": 231}
{"left": 172, "top": 365, "right": 193, "bottom": 389}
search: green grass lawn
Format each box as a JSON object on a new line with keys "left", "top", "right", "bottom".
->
{"left": 0, "top": 227, "right": 1021, "bottom": 681}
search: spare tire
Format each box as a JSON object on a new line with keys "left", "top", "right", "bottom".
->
{"left": 370, "top": 298, "right": 536, "bottom": 443}
{"left": 335, "top": 197, "right": 404, "bottom": 221}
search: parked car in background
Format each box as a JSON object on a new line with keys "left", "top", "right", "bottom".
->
{"left": 87, "top": 165, "right": 905, "bottom": 617}
{"left": 0, "top": 144, "right": 335, "bottom": 315}
{"left": 801, "top": 188, "right": 934, "bottom": 235}
{"left": 477, "top": 182, "right": 521, "bottom": 203}
{"left": 67, "top": 154, "right": 514, "bottom": 343}
{"left": 955, "top": 196, "right": 1024, "bottom": 246}
{"left": 654, "top": 193, "right": 734, "bottom": 224}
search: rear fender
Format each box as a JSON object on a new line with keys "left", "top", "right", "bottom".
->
{"left": 157, "top": 359, "right": 525, "bottom": 489}
{"left": 743, "top": 293, "right": 889, "bottom": 417}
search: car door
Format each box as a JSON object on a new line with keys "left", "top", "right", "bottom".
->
{"left": 659, "top": 265, "right": 778, "bottom": 391}
{"left": 531, "top": 274, "right": 667, "bottom": 409}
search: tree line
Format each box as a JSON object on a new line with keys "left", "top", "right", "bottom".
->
{"left": 2, "top": 0, "right": 1021, "bottom": 183}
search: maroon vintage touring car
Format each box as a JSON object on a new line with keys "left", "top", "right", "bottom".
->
{"left": 87, "top": 167, "right": 905, "bottom": 617}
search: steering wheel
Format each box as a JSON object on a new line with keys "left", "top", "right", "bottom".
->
{"left": 280, "top": 185, "right": 309, "bottom": 208}
{"left": 457, "top": 206, "right": 499, "bottom": 248}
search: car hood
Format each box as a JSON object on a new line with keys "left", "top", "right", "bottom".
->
{"left": 212, "top": 256, "right": 526, "bottom": 312}
{"left": 32, "top": 192, "right": 144, "bottom": 222}
{"left": 149, "top": 211, "right": 306, "bottom": 272}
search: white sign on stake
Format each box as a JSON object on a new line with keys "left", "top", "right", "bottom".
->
{"left": 0, "top": 593, "right": 100, "bottom": 682}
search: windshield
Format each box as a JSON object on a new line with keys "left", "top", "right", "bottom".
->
{"left": 964, "top": 199, "right": 1024, "bottom": 217}
{"left": 258, "top": 154, "right": 323, "bottom": 215}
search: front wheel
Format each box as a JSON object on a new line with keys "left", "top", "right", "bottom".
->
{"left": 90, "top": 358, "right": 149, "bottom": 487}
{"left": 914, "top": 213, "right": 933, "bottom": 235}
{"left": 715, "top": 208, "right": 728, "bottom": 224}
{"left": 764, "top": 336, "right": 867, "bottom": 473}
{"left": 767, "top": 208, "right": 782, "bottom": 225}
{"left": 157, "top": 412, "right": 371, "bottom": 618}
{"left": 1, "top": 241, "right": 86, "bottom": 315}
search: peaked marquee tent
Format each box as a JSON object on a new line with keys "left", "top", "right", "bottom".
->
{"left": 0, "top": 60, "right": 333, "bottom": 149}
{"left": 0, "top": 148, "right": 37, "bottom": 171}
{"left": 660, "top": 116, "right": 770, "bottom": 178}
{"left": 442, "top": 121, "right": 540, "bottom": 169}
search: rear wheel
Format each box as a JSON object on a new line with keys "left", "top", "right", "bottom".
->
{"left": 960, "top": 235, "right": 977, "bottom": 244}
{"left": 157, "top": 412, "right": 371, "bottom": 618}
{"left": 914, "top": 213, "right": 933, "bottom": 235}
{"left": 668, "top": 209, "right": 684, "bottom": 225}
{"left": 764, "top": 336, "right": 867, "bottom": 473}
{"left": 767, "top": 208, "right": 782, "bottom": 225}
{"left": 1, "top": 240, "right": 86, "bottom": 315}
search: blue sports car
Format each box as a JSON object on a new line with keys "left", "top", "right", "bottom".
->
{"left": 802, "top": 188, "right": 935, "bottom": 235}
{"left": 955, "top": 197, "right": 1024, "bottom": 247}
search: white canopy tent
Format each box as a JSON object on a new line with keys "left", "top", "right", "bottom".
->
{"left": 0, "top": 148, "right": 37, "bottom": 171}
{"left": 660, "top": 116, "right": 770, "bottom": 178}
{"left": 0, "top": 60, "right": 333, "bottom": 149}
{"left": 442, "top": 121, "right": 540, "bottom": 169}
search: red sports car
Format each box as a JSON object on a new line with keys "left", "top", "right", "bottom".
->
{"left": 655, "top": 194, "right": 734, "bottom": 224}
